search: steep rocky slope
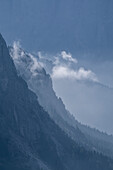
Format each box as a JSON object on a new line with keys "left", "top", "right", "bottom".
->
{"left": 10, "top": 44, "right": 113, "bottom": 159}
{"left": 0, "top": 34, "right": 113, "bottom": 170}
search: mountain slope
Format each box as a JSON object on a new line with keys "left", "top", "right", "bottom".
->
{"left": 10, "top": 44, "right": 113, "bottom": 159}
{"left": 1, "top": 34, "right": 113, "bottom": 170}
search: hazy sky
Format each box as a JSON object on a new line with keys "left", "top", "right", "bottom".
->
{"left": 0, "top": 0, "right": 113, "bottom": 59}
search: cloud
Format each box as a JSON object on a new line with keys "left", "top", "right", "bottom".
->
{"left": 11, "top": 43, "right": 98, "bottom": 82}
{"left": 53, "top": 57, "right": 60, "bottom": 65}
{"left": 36, "top": 50, "right": 98, "bottom": 82}
{"left": 10, "top": 41, "right": 43, "bottom": 76}
{"left": 52, "top": 65, "right": 98, "bottom": 82}
{"left": 38, "top": 51, "right": 43, "bottom": 59}
{"left": 28, "top": 53, "right": 43, "bottom": 76}
{"left": 61, "top": 51, "right": 78, "bottom": 64}
{"left": 11, "top": 41, "right": 23, "bottom": 60}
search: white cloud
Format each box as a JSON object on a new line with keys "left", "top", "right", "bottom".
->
{"left": 53, "top": 57, "right": 60, "bottom": 65}
{"left": 28, "top": 53, "right": 43, "bottom": 76}
{"left": 38, "top": 51, "right": 43, "bottom": 59}
{"left": 61, "top": 51, "right": 78, "bottom": 64}
{"left": 11, "top": 41, "right": 22, "bottom": 60}
{"left": 10, "top": 41, "right": 43, "bottom": 77}
{"left": 52, "top": 65, "right": 98, "bottom": 82}
{"left": 11, "top": 43, "right": 98, "bottom": 82}
{"left": 36, "top": 50, "right": 98, "bottom": 82}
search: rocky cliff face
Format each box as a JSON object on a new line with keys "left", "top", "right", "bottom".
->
{"left": 0, "top": 34, "right": 113, "bottom": 170}
{"left": 10, "top": 45, "right": 87, "bottom": 145}
{"left": 10, "top": 43, "right": 113, "bottom": 159}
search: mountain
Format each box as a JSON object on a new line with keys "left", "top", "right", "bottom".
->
{"left": 1, "top": 34, "right": 113, "bottom": 169}
{"left": 0, "top": 0, "right": 113, "bottom": 59}
{"left": 9, "top": 45, "right": 88, "bottom": 146}
{"left": 10, "top": 44, "right": 113, "bottom": 159}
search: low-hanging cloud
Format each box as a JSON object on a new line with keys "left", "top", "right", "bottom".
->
{"left": 37, "top": 51, "right": 98, "bottom": 82}
{"left": 52, "top": 65, "right": 98, "bottom": 82}
{"left": 10, "top": 41, "right": 43, "bottom": 76}
{"left": 61, "top": 51, "right": 78, "bottom": 63}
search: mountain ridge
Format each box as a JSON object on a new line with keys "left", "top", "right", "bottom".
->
{"left": 1, "top": 33, "right": 113, "bottom": 170}
{"left": 10, "top": 44, "right": 113, "bottom": 159}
